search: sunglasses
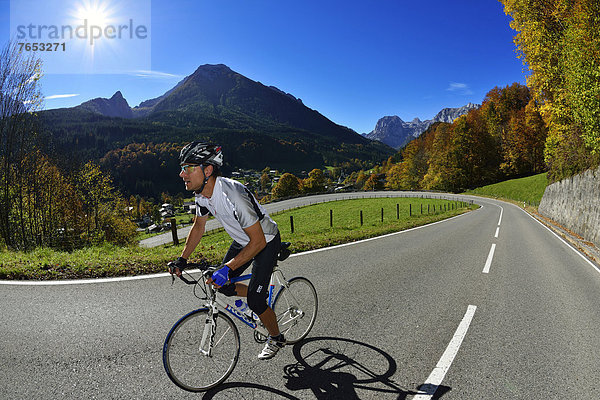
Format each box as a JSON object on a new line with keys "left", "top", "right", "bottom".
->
{"left": 180, "top": 165, "right": 202, "bottom": 174}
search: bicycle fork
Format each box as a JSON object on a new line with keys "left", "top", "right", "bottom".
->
{"left": 200, "top": 304, "right": 219, "bottom": 357}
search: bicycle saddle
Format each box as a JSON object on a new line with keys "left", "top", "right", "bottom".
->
{"left": 278, "top": 242, "right": 292, "bottom": 261}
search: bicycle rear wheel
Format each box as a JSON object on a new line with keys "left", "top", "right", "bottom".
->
{"left": 163, "top": 308, "right": 240, "bottom": 392}
{"left": 272, "top": 277, "right": 318, "bottom": 344}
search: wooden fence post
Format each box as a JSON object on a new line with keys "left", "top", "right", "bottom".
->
{"left": 170, "top": 218, "right": 179, "bottom": 246}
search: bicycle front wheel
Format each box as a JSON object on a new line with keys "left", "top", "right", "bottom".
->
{"left": 163, "top": 308, "right": 240, "bottom": 392}
{"left": 272, "top": 277, "right": 318, "bottom": 344}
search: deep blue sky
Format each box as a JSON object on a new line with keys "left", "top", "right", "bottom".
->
{"left": 1, "top": 0, "right": 525, "bottom": 134}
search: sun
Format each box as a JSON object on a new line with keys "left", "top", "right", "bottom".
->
{"left": 68, "top": 0, "right": 119, "bottom": 43}
{"left": 72, "top": 0, "right": 113, "bottom": 27}
{"left": 67, "top": 0, "right": 120, "bottom": 69}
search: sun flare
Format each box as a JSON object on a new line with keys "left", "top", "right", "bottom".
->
{"left": 72, "top": 0, "right": 113, "bottom": 27}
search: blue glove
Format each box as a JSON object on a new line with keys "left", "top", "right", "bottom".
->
{"left": 212, "top": 265, "right": 231, "bottom": 286}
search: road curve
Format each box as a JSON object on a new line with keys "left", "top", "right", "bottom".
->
{"left": 1, "top": 195, "right": 599, "bottom": 399}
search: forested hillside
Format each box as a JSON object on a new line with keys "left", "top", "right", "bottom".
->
{"left": 39, "top": 64, "right": 395, "bottom": 196}
{"left": 501, "top": 0, "right": 600, "bottom": 181}
{"left": 383, "top": 83, "right": 547, "bottom": 193}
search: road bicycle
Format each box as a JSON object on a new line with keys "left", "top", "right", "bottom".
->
{"left": 162, "top": 242, "right": 318, "bottom": 392}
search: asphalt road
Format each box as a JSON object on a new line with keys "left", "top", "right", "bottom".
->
{"left": 2, "top": 195, "right": 600, "bottom": 399}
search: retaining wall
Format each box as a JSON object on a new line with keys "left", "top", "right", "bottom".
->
{"left": 538, "top": 165, "right": 600, "bottom": 247}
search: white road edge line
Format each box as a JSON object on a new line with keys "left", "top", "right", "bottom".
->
{"left": 0, "top": 207, "right": 479, "bottom": 286}
{"left": 520, "top": 208, "right": 600, "bottom": 276}
{"left": 482, "top": 244, "right": 496, "bottom": 274}
{"left": 413, "top": 305, "right": 478, "bottom": 400}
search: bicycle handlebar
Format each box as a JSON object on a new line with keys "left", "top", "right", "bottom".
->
{"left": 171, "top": 261, "right": 218, "bottom": 285}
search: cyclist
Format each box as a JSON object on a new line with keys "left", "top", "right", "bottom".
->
{"left": 168, "top": 141, "right": 285, "bottom": 360}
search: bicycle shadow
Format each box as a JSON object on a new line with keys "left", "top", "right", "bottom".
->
{"left": 284, "top": 335, "right": 446, "bottom": 399}
{"left": 202, "top": 382, "right": 301, "bottom": 399}
{"left": 201, "top": 336, "right": 451, "bottom": 399}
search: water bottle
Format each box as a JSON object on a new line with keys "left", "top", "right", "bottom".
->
{"left": 234, "top": 299, "right": 249, "bottom": 312}
{"left": 235, "top": 299, "right": 255, "bottom": 321}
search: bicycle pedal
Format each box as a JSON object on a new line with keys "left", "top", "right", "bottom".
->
{"left": 254, "top": 331, "right": 268, "bottom": 344}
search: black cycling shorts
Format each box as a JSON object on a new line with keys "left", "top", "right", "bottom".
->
{"left": 220, "top": 231, "right": 281, "bottom": 315}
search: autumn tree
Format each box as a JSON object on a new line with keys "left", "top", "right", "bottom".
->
{"left": 302, "top": 168, "right": 327, "bottom": 193}
{"left": 355, "top": 170, "right": 368, "bottom": 189}
{"left": 75, "top": 162, "right": 136, "bottom": 245}
{"left": 363, "top": 174, "right": 384, "bottom": 191}
{"left": 385, "top": 163, "right": 405, "bottom": 190}
{"left": 260, "top": 170, "right": 271, "bottom": 192}
{"left": 501, "top": 0, "right": 600, "bottom": 180}
{"left": 0, "top": 40, "right": 43, "bottom": 248}
{"left": 271, "top": 173, "right": 302, "bottom": 199}
{"left": 500, "top": 99, "right": 547, "bottom": 176}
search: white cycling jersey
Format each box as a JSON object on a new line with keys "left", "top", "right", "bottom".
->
{"left": 195, "top": 177, "right": 278, "bottom": 246}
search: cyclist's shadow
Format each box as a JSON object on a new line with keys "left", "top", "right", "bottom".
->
{"left": 201, "top": 336, "right": 451, "bottom": 399}
{"left": 283, "top": 336, "right": 450, "bottom": 399}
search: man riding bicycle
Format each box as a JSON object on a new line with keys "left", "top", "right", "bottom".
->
{"left": 168, "top": 142, "right": 285, "bottom": 360}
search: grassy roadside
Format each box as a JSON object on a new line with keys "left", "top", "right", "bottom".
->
{"left": 464, "top": 173, "right": 548, "bottom": 208}
{"left": 0, "top": 197, "right": 476, "bottom": 280}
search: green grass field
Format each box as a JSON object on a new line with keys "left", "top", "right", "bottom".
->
{"left": 0, "top": 197, "right": 476, "bottom": 280}
{"left": 465, "top": 173, "right": 548, "bottom": 206}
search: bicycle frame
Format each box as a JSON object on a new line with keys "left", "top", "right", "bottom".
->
{"left": 200, "top": 266, "right": 289, "bottom": 338}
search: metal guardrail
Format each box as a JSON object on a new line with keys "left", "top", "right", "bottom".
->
{"left": 139, "top": 191, "right": 474, "bottom": 248}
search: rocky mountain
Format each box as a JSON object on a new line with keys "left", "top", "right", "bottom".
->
{"left": 76, "top": 91, "right": 133, "bottom": 119}
{"left": 365, "top": 102, "right": 480, "bottom": 149}
{"left": 41, "top": 64, "right": 394, "bottom": 182}
{"left": 432, "top": 102, "right": 480, "bottom": 123}
{"left": 75, "top": 64, "right": 372, "bottom": 145}
{"left": 135, "top": 63, "right": 367, "bottom": 144}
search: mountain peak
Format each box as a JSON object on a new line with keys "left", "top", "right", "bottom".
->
{"left": 110, "top": 91, "right": 124, "bottom": 100}
{"left": 432, "top": 103, "right": 480, "bottom": 123}
{"left": 365, "top": 103, "right": 480, "bottom": 149}
{"left": 77, "top": 91, "right": 133, "bottom": 119}
{"left": 189, "top": 64, "right": 234, "bottom": 80}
